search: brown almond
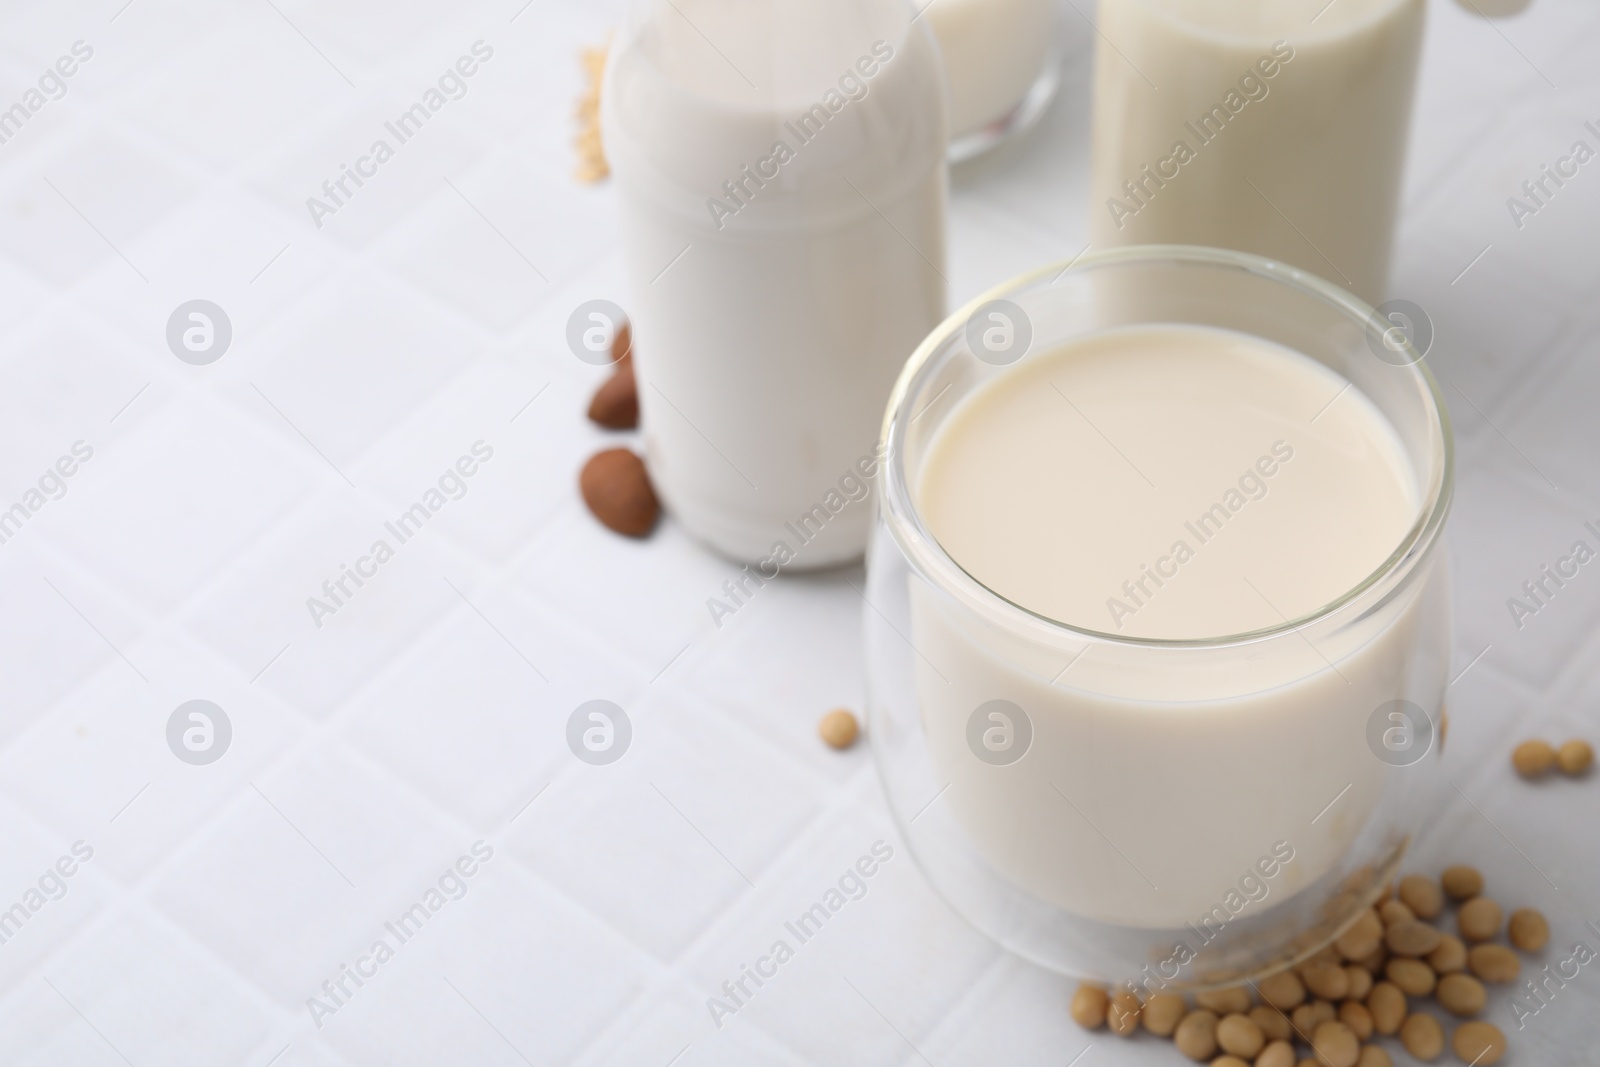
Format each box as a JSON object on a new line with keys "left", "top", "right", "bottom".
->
{"left": 611, "top": 319, "right": 633, "bottom": 365}
{"left": 587, "top": 361, "right": 639, "bottom": 429}
{"left": 579, "top": 448, "right": 659, "bottom": 537}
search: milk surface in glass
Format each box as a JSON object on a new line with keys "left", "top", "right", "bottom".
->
{"left": 913, "top": 324, "right": 1436, "bottom": 926}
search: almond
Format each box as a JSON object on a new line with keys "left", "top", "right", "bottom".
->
{"left": 612, "top": 319, "right": 633, "bottom": 365}
{"left": 588, "top": 360, "right": 639, "bottom": 429}
{"left": 580, "top": 448, "right": 659, "bottom": 537}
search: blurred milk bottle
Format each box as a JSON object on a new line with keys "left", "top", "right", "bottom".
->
{"left": 603, "top": 0, "right": 948, "bottom": 567}
{"left": 1089, "top": 0, "right": 1426, "bottom": 304}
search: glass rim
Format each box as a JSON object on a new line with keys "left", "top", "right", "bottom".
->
{"left": 877, "top": 243, "right": 1456, "bottom": 651}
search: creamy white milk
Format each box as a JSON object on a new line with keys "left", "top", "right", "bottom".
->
{"left": 918, "top": 0, "right": 1055, "bottom": 140}
{"left": 911, "top": 325, "right": 1441, "bottom": 926}
{"left": 603, "top": 0, "right": 947, "bottom": 567}
{"left": 1088, "top": 0, "right": 1425, "bottom": 304}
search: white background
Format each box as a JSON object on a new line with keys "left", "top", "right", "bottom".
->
{"left": 0, "top": 0, "right": 1595, "bottom": 1064}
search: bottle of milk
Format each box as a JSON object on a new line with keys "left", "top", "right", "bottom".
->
{"left": 602, "top": 0, "right": 947, "bottom": 569}
{"left": 1088, "top": 0, "right": 1426, "bottom": 304}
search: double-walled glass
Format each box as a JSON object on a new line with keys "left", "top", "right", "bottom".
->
{"left": 865, "top": 246, "right": 1453, "bottom": 987}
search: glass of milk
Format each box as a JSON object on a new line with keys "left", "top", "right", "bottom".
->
{"left": 916, "top": 0, "right": 1061, "bottom": 161}
{"left": 1088, "top": 0, "right": 1426, "bottom": 304}
{"left": 603, "top": 0, "right": 948, "bottom": 568}
{"left": 865, "top": 246, "right": 1454, "bottom": 987}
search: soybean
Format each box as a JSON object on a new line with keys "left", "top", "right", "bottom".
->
{"left": 1256, "top": 1039, "right": 1295, "bottom": 1067}
{"left": 1250, "top": 1005, "right": 1293, "bottom": 1042}
{"left": 1378, "top": 900, "right": 1416, "bottom": 926}
{"left": 818, "top": 708, "right": 860, "bottom": 749}
{"left": 1174, "top": 1009, "right": 1219, "bottom": 1062}
{"left": 1385, "top": 919, "right": 1443, "bottom": 957}
{"left": 1344, "top": 966, "right": 1373, "bottom": 1001}
{"left": 1508, "top": 907, "right": 1549, "bottom": 951}
{"left": 1512, "top": 738, "right": 1557, "bottom": 777}
{"left": 1458, "top": 897, "right": 1502, "bottom": 942}
{"left": 1107, "top": 990, "right": 1141, "bottom": 1036}
{"left": 1259, "top": 969, "right": 1307, "bottom": 1011}
{"left": 1196, "top": 986, "right": 1253, "bottom": 1015}
{"left": 1436, "top": 973, "right": 1486, "bottom": 1017}
{"left": 1309, "top": 1020, "right": 1360, "bottom": 1067}
{"left": 1069, "top": 983, "right": 1108, "bottom": 1029}
{"left": 1335, "top": 909, "right": 1384, "bottom": 961}
{"left": 1558, "top": 738, "right": 1594, "bottom": 776}
{"left": 1339, "top": 1000, "right": 1373, "bottom": 1041}
{"left": 1143, "top": 992, "right": 1187, "bottom": 1036}
{"left": 1467, "top": 943, "right": 1521, "bottom": 984}
{"left": 1366, "top": 981, "right": 1407, "bottom": 1035}
{"left": 1440, "top": 865, "right": 1483, "bottom": 901}
{"left": 1291, "top": 999, "right": 1336, "bottom": 1035}
{"left": 1385, "top": 958, "right": 1436, "bottom": 997}
{"left": 1452, "top": 1021, "right": 1507, "bottom": 1065}
{"left": 1216, "top": 1013, "right": 1265, "bottom": 1059}
{"left": 1302, "top": 962, "right": 1350, "bottom": 1001}
{"left": 1397, "top": 874, "right": 1444, "bottom": 920}
{"left": 1427, "top": 934, "right": 1467, "bottom": 974}
{"left": 1399, "top": 1012, "right": 1444, "bottom": 1060}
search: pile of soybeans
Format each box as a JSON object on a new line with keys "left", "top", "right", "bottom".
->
{"left": 1070, "top": 865, "right": 1546, "bottom": 1065}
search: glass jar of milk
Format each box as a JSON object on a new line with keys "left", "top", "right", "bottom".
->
{"left": 1088, "top": 0, "right": 1426, "bottom": 304}
{"left": 865, "top": 246, "right": 1454, "bottom": 986}
{"left": 915, "top": 0, "right": 1061, "bottom": 161}
{"left": 603, "top": 0, "right": 947, "bottom": 568}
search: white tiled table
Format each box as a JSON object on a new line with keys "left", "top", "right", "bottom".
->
{"left": 0, "top": 1, "right": 1596, "bottom": 1064}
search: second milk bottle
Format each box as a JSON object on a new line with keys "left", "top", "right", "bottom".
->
{"left": 603, "top": 0, "right": 948, "bottom": 567}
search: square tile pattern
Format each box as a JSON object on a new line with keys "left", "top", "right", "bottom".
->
{"left": 0, "top": 0, "right": 1597, "bottom": 1064}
